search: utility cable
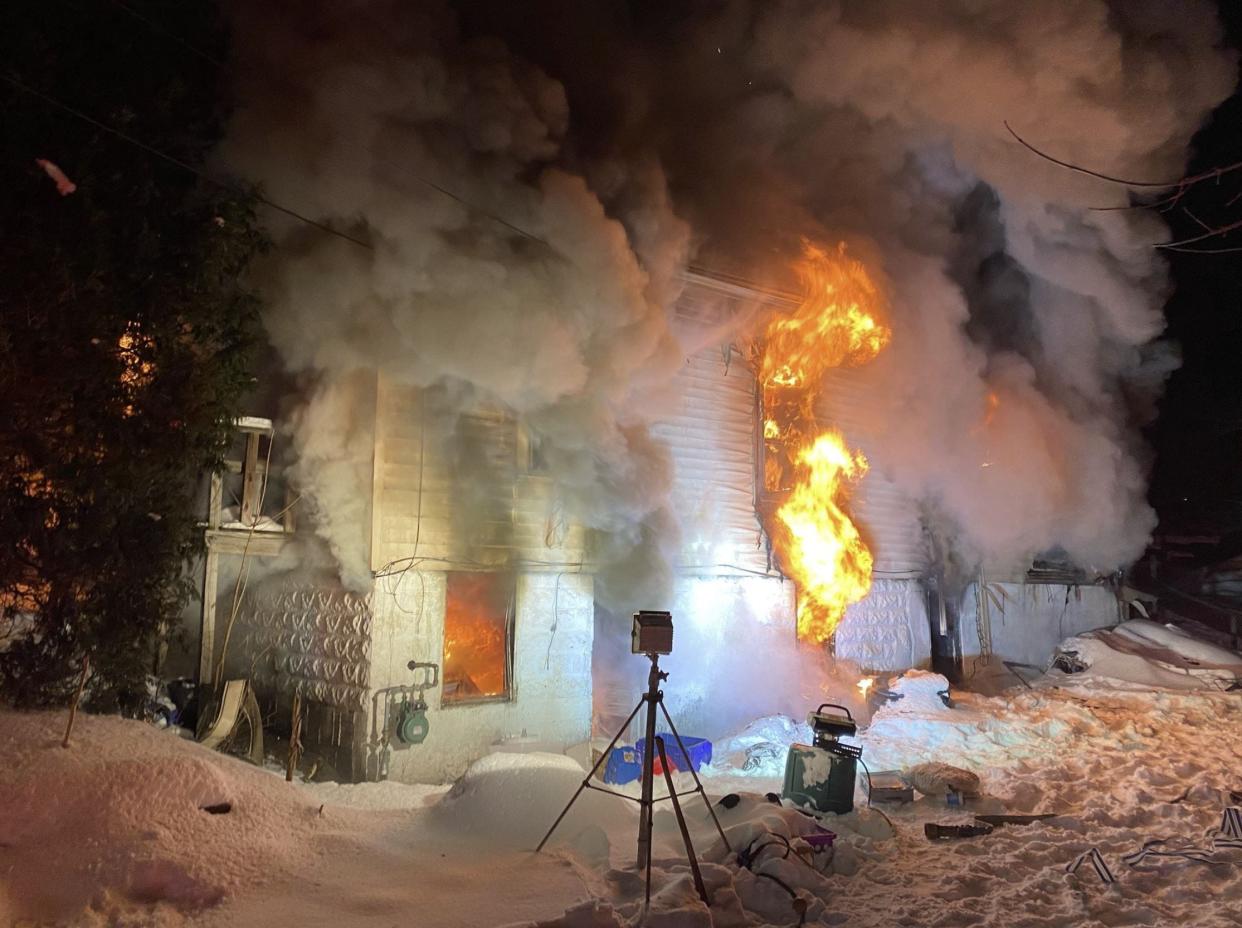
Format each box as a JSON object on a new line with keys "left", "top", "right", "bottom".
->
{"left": 39, "top": 2, "right": 553, "bottom": 248}
{"left": 3, "top": 71, "right": 373, "bottom": 251}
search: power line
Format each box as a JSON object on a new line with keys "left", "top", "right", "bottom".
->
{"left": 104, "top": 0, "right": 225, "bottom": 68}
{"left": 3, "top": 71, "right": 374, "bottom": 251}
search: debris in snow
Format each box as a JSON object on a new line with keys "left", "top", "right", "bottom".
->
{"left": 34, "top": 158, "right": 76, "bottom": 196}
{"left": 905, "top": 762, "right": 982, "bottom": 798}
{"left": 1052, "top": 618, "right": 1242, "bottom": 690}
{"left": 924, "top": 821, "right": 994, "bottom": 840}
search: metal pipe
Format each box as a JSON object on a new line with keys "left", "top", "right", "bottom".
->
{"left": 658, "top": 699, "right": 732, "bottom": 852}
{"left": 636, "top": 653, "right": 664, "bottom": 871}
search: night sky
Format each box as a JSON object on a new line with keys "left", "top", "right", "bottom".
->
{"left": 1149, "top": 1, "right": 1242, "bottom": 546}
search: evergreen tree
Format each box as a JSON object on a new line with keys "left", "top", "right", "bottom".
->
{"left": 0, "top": 1, "right": 265, "bottom": 707}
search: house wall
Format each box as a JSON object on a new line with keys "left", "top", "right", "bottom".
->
{"left": 367, "top": 570, "right": 593, "bottom": 783}
{"left": 655, "top": 276, "right": 934, "bottom": 688}
{"left": 369, "top": 378, "right": 586, "bottom": 573}
{"left": 361, "top": 371, "right": 596, "bottom": 783}
{"left": 958, "top": 580, "right": 1124, "bottom": 668}
{"left": 656, "top": 279, "right": 774, "bottom": 576}
{"left": 833, "top": 578, "right": 932, "bottom": 671}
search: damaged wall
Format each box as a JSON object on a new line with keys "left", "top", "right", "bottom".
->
{"left": 220, "top": 576, "right": 373, "bottom": 780}
{"left": 958, "top": 580, "right": 1124, "bottom": 671}
{"left": 368, "top": 571, "right": 592, "bottom": 783}
{"left": 833, "top": 578, "right": 932, "bottom": 672}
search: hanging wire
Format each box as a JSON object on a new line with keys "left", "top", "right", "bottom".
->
{"left": 2, "top": 72, "right": 375, "bottom": 251}
{"left": 25, "top": 1, "right": 553, "bottom": 249}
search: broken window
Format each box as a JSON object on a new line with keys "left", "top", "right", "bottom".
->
{"left": 442, "top": 571, "right": 515, "bottom": 704}
{"left": 758, "top": 382, "right": 810, "bottom": 498}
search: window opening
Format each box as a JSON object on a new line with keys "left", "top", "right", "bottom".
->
{"left": 442, "top": 571, "right": 515, "bottom": 704}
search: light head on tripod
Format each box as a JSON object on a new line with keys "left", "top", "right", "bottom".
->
{"left": 631, "top": 610, "right": 674, "bottom": 655}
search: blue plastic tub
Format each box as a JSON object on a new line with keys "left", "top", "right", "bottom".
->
{"left": 602, "top": 745, "right": 643, "bottom": 785}
{"left": 636, "top": 735, "right": 712, "bottom": 773}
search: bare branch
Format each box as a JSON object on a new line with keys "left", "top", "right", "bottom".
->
{"left": 1155, "top": 217, "right": 1242, "bottom": 250}
{"left": 1004, "top": 122, "right": 1242, "bottom": 190}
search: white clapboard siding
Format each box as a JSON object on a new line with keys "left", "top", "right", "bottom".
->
{"left": 370, "top": 378, "right": 584, "bottom": 572}
{"left": 653, "top": 341, "right": 769, "bottom": 575}
{"left": 818, "top": 368, "right": 929, "bottom": 577}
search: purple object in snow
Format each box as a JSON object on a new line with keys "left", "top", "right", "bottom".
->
{"left": 804, "top": 829, "right": 836, "bottom": 849}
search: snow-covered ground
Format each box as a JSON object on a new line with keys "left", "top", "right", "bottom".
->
{"left": 3, "top": 623, "right": 1242, "bottom": 927}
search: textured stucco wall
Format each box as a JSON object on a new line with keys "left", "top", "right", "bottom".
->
{"left": 228, "top": 584, "right": 373, "bottom": 709}
{"left": 959, "top": 581, "right": 1122, "bottom": 668}
{"left": 366, "top": 570, "right": 593, "bottom": 783}
{"left": 832, "top": 578, "right": 931, "bottom": 672}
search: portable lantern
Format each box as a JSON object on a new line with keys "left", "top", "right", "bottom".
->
{"left": 781, "top": 703, "right": 862, "bottom": 815}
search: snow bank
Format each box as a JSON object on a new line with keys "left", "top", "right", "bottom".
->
{"left": 0, "top": 711, "right": 591, "bottom": 928}
{"left": 428, "top": 751, "right": 634, "bottom": 849}
{"left": 1054, "top": 619, "right": 1242, "bottom": 690}
{"left": 0, "top": 710, "right": 322, "bottom": 924}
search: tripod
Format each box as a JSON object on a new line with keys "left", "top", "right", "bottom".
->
{"left": 536, "top": 652, "right": 732, "bottom": 909}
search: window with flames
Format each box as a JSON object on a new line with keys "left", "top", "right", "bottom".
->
{"left": 441, "top": 571, "right": 516, "bottom": 705}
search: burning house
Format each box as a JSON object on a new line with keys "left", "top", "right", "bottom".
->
{"left": 194, "top": 248, "right": 1127, "bottom": 784}
{"left": 172, "top": 0, "right": 1230, "bottom": 787}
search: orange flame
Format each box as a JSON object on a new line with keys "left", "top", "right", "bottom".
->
{"left": 776, "top": 433, "right": 874, "bottom": 641}
{"left": 761, "top": 242, "right": 891, "bottom": 642}
{"left": 443, "top": 573, "right": 510, "bottom": 701}
{"left": 760, "top": 242, "right": 890, "bottom": 390}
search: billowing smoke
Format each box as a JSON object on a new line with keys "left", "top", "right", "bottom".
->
{"left": 220, "top": 1, "right": 689, "bottom": 604}
{"left": 222, "top": 2, "right": 1235, "bottom": 611}
{"left": 453, "top": 0, "right": 1235, "bottom": 575}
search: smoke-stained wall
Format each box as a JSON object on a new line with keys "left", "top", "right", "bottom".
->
{"left": 368, "top": 571, "right": 592, "bottom": 783}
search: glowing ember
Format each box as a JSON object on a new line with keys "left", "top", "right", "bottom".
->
{"left": 760, "top": 242, "right": 891, "bottom": 642}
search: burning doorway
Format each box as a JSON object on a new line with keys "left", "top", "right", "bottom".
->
{"left": 442, "top": 571, "right": 515, "bottom": 704}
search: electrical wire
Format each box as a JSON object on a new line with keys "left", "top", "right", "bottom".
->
{"left": 31, "top": 2, "right": 554, "bottom": 249}
{"left": 2, "top": 72, "right": 373, "bottom": 251}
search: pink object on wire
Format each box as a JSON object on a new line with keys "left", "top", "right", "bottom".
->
{"left": 35, "top": 159, "right": 77, "bottom": 196}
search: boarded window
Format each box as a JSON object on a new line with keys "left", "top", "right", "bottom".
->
{"left": 442, "top": 572, "right": 514, "bottom": 704}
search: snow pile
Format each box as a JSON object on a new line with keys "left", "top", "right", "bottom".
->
{"left": 1053, "top": 619, "right": 1242, "bottom": 691}
{"left": 0, "top": 710, "right": 322, "bottom": 924}
{"left": 299, "top": 777, "right": 447, "bottom": 810}
{"left": 709, "top": 715, "right": 813, "bottom": 780}
{"left": 0, "top": 711, "right": 591, "bottom": 927}
{"left": 429, "top": 752, "right": 633, "bottom": 849}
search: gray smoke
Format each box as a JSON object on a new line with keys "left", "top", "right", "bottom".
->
{"left": 220, "top": 1, "right": 689, "bottom": 603}
{"left": 455, "top": 0, "right": 1234, "bottom": 574}
{"left": 222, "top": 0, "right": 1236, "bottom": 598}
